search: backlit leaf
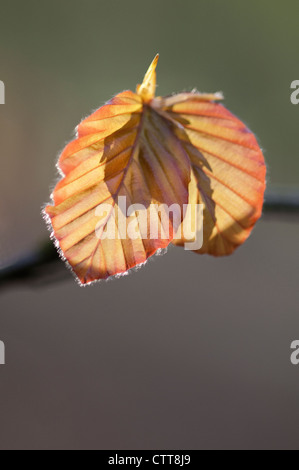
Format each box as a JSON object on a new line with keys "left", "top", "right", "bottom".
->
{"left": 45, "top": 56, "right": 191, "bottom": 284}
{"left": 153, "top": 93, "right": 266, "bottom": 255}
{"left": 45, "top": 55, "right": 266, "bottom": 285}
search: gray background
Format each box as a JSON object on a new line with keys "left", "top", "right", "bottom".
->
{"left": 0, "top": 0, "right": 298, "bottom": 449}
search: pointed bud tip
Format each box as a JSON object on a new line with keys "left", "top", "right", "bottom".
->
{"left": 136, "top": 54, "right": 160, "bottom": 102}
{"left": 152, "top": 53, "right": 159, "bottom": 67}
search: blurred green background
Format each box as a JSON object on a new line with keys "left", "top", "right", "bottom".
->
{"left": 0, "top": 0, "right": 298, "bottom": 450}
{"left": 0, "top": 0, "right": 298, "bottom": 263}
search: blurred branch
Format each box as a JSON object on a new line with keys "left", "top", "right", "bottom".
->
{"left": 0, "top": 242, "right": 69, "bottom": 291}
{"left": 263, "top": 192, "right": 299, "bottom": 215}
{"left": 0, "top": 192, "right": 298, "bottom": 290}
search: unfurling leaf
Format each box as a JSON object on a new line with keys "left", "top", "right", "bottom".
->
{"left": 44, "top": 55, "right": 266, "bottom": 285}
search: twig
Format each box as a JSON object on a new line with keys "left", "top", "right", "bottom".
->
{"left": 0, "top": 243, "right": 69, "bottom": 290}
{"left": 0, "top": 193, "right": 298, "bottom": 290}
{"left": 263, "top": 192, "right": 299, "bottom": 215}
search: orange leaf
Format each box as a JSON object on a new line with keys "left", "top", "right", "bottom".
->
{"left": 153, "top": 93, "right": 266, "bottom": 255}
{"left": 44, "top": 55, "right": 266, "bottom": 285}
{"left": 45, "top": 56, "right": 191, "bottom": 284}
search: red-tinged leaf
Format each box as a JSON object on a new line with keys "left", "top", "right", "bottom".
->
{"left": 152, "top": 93, "right": 266, "bottom": 255}
{"left": 45, "top": 56, "right": 191, "bottom": 284}
{"left": 44, "top": 55, "right": 266, "bottom": 285}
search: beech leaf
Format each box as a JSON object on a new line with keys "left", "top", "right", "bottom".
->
{"left": 44, "top": 55, "right": 266, "bottom": 285}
